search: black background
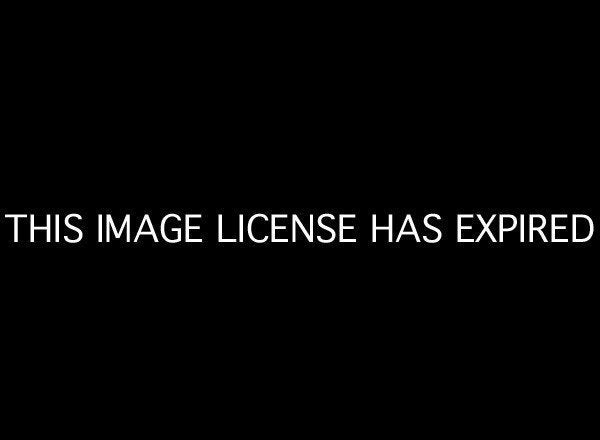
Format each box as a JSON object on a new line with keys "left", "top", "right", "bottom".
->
{"left": 1, "top": 6, "right": 597, "bottom": 434}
